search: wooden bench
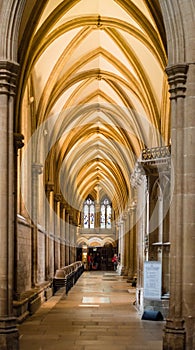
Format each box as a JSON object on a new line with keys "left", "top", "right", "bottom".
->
{"left": 53, "top": 261, "right": 84, "bottom": 295}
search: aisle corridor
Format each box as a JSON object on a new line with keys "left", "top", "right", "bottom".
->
{"left": 18, "top": 271, "right": 163, "bottom": 350}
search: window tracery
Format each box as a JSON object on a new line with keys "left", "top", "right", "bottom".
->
{"left": 83, "top": 196, "right": 112, "bottom": 229}
{"left": 83, "top": 197, "right": 95, "bottom": 229}
{"left": 100, "top": 197, "right": 112, "bottom": 229}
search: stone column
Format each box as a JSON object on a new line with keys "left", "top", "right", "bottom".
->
{"left": 45, "top": 182, "right": 54, "bottom": 278}
{"left": 136, "top": 176, "right": 147, "bottom": 314}
{"left": 119, "top": 218, "right": 125, "bottom": 275}
{"left": 73, "top": 226, "right": 77, "bottom": 262}
{"left": 54, "top": 194, "right": 61, "bottom": 271}
{"left": 117, "top": 222, "right": 121, "bottom": 263}
{"left": 69, "top": 215, "right": 75, "bottom": 264}
{"left": 65, "top": 210, "right": 70, "bottom": 265}
{"left": 131, "top": 163, "right": 147, "bottom": 314}
{"left": 0, "top": 60, "right": 20, "bottom": 350}
{"left": 161, "top": 189, "right": 170, "bottom": 296}
{"left": 128, "top": 202, "right": 137, "bottom": 280}
{"left": 13, "top": 133, "right": 24, "bottom": 296}
{"left": 31, "top": 163, "right": 43, "bottom": 286}
{"left": 124, "top": 213, "right": 130, "bottom": 276}
{"left": 163, "top": 64, "right": 191, "bottom": 349}
{"left": 60, "top": 203, "right": 66, "bottom": 267}
{"left": 182, "top": 62, "right": 195, "bottom": 349}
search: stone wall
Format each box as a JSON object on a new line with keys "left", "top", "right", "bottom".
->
{"left": 17, "top": 219, "right": 32, "bottom": 293}
{"left": 38, "top": 228, "right": 45, "bottom": 283}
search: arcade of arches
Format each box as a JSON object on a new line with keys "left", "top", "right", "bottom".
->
{"left": 0, "top": 1, "right": 194, "bottom": 349}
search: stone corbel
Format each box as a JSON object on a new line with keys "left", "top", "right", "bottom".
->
{"left": 166, "top": 63, "right": 189, "bottom": 100}
{"left": 0, "top": 60, "right": 20, "bottom": 96}
{"left": 14, "top": 133, "right": 24, "bottom": 151}
{"left": 45, "top": 182, "right": 54, "bottom": 193}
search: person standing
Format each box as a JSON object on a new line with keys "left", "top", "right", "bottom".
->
{"left": 112, "top": 254, "right": 118, "bottom": 271}
{"left": 88, "top": 253, "right": 93, "bottom": 270}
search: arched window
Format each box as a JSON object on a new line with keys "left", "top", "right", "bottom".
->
{"left": 100, "top": 198, "right": 112, "bottom": 229}
{"left": 83, "top": 197, "right": 95, "bottom": 229}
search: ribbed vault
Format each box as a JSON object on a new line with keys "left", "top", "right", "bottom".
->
{"left": 17, "top": 0, "right": 169, "bottom": 221}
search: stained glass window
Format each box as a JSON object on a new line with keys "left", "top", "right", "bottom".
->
{"left": 100, "top": 198, "right": 112, "bottom": 229}
{"left": 83, "top": 197, "right": 95, "bottom": 229}
{"left": 83, "top": 196, "right": 112, "bottom": 229}
{"left": 100, "top": 204, "right": 105, "bottom": 228}
{"left": 107, "top": 205, "right": 111, "bottom": 227}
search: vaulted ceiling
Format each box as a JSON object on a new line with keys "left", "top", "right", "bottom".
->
{"left": 18, "top": 0, "right": 169, "bottom": 217}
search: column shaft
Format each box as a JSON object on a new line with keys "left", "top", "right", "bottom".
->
{"left": 65, "top": 211, "right": 70, "bottom": 265}
{"left": 124, "top": 214, "right": 130, "bottom": 276}
{"left": 49, "top": 191, "right": 54, "bottom": 277}
{"left": 31, "top": 164, "right": 42, "bottom": 286}
{"left": 54, "top": 195, "right": 61, "bottom": 271}
{"left": 163, "top": 64, "right": 189, "bottom": 350}
{"left": 69, "top": 216, "right": 75, "bottom": 264}
{"left": 128, "top": 204, "right": 137, "bottom": 280}
{"left": 0, "top": 60, "right": 20, "bottom": 350}
{"left": 60, "top": 205, "right": 66, "bottom": 267}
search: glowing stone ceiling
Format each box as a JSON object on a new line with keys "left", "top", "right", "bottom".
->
{"left": 18, "top": 0, "right": 169, "bottom": 215}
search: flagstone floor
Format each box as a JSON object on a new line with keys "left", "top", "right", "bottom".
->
{"left": 18, "top": 271, "right": 164, "bottom": 350}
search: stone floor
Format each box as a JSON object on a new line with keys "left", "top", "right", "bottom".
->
{"left": 18, "top": 271, "right": 164, "bottom": 350}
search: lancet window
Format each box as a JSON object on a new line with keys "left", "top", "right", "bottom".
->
{"left": 100, "top": 197, "right": 112, "bottom": 229}
{"left": 83, "top": 197, "right": 95, "bottom": 229}
{"left": 83, "top": 196, "right": 112, "bottom": 229}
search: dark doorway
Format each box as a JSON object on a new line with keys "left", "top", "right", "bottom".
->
{"left": 87, "top": 244, "right": 117, "bottom": 271}
{"left": 76, "top": 247, "right": 82, "bottom": 261}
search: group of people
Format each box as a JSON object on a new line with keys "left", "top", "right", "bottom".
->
{"left": 87, "top": 252, "right": 120, "bottom": 271}
{"left": 87, "top": 252, "right": 101, "bottom": 270}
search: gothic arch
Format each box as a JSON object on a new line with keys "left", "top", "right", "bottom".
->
{"left": 0, "top": 2, "right": 194, "bottom": 350}
{"left": 159, "top": 0, "right": 193, "bottom": 64}
{"left": 0, "top": 0, "right": 26, "bottom": 60}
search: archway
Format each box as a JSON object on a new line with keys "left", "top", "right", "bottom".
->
{"left": 0, "top": 1, "right": 194, "bottom": 350}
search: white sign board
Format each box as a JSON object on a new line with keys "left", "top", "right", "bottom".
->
{"left": 144, "top": 261, "right": 162, "bottom": 300}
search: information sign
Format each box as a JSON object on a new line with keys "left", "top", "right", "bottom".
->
{"left": 144, "top": 261, "right": 162, "bottom": 299}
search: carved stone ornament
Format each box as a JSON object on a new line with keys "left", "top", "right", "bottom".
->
{"left": 14, "top": 133, "right": 24, "bottom": 150}
{"left": 130, "top": 162, "right": 145, "bottom": 188}
{"left": 166, "top": 63, "right": 189, "bottom": 100}
{"left": 45, "top": 182, "right": 54, "bottom": 192}
{"left": 0, "top": 60, "right": 20, "bottom": 95}
{"left": 54, "top": 193, "right": 62, "bottom": 202}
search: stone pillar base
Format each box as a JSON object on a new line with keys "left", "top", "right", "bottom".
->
{"left": 0, "top": 317, "right": 19, "bottom": 350}
{"left": 163, "top": 319, "right": 186, "bottom": 350}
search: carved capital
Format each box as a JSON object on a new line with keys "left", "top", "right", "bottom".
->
{"left": 0, "top": 60, "right": 20, "bottom": 95}
{"left": 166, "top": 63, "right": 189, "bottom": 99}
{"left": 45, "top": 182, "right": 54, "bottom": 192}
{"left": 54, "top": 193, "right": 62, "bottom": 202}
{"left": 129, "top": 200, "right": 137, "bottom": 211}
{"left": 130, "top": 162, "right": 145, "bottom": 188}
{"left": 122, "top": 213, "right": 128, "bottom": 222}
{"left": 60, "top": 200, "right": 66, "bottom": 209}
{"left": 14, "top": 133, "right": 24, "bottom": 151}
